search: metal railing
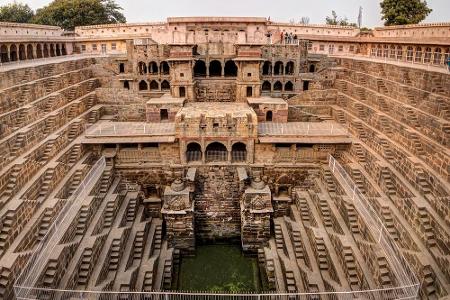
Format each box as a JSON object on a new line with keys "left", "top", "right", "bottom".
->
{"left": 14, "top": 157, "right": 106, "bottom": 300}
{"left": 85, "top": 122, "right": 176, "bottom": 137}
{"left": 205, "top": 150, "right": 228, "bottom": 162}
{"left": 186, "top": 150, "right": 202, "bottom": 162}
{"left": 258, "top": 122, "right": 348, "bottom": 136}
{"left": 332, "top": 52, "right": 449, "bottom": 71}
{"left": 13, "top": 155, "right": 420, "bottom": 299}
{"left": 327, "top": 155, "right": 420, "bottom": 300}
{"left": 0, "top": 53, "right": 102, "bottom": 69}
{"left": 13, "top": 287, "right": 422, "bottom": 300}
{"left": 231, "top": 151, "right": 247, "bottom": 162}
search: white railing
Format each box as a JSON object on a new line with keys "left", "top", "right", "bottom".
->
{"left": 258, "top": 122, "right": 348, "bottom": 136}
{"left": 327, "top": 155, "right": 420, "bottom": 300}
{"left": 0, "top": 53, "right": 101, "bottom": 69}
{"left": 13, "top": 287, "right": 423, "bottom": 300}
{"left": 14, "top": 157, "right": 106, "bottom": 299}
{"left": 231, "top": 151, "right": 247, "bottom": 162}
{"left": 332, "top": 52, "right": 450, "bottom": 71}
{"left": 13, "top": 155, "right": 420, "bottom": 299}
{"left": 205, "top": 150, "right": 228, "bottom": 162}
{"left": 85, "top": 122, "right": 176, "bottom": 137}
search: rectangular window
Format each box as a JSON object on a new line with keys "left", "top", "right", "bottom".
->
{"left": 319, "top": 44, "right": 325, "bottom": 51}
{"left": 338, "top": 45, "right": 344, "bottom": 52}
{"left": 246, "top": 86, "right": 253, "bottom": 97}
{"left": 81, "top": 45, "right": 86, "bottom": 52}
{"left": 349, "top": 45, "right": 355, "bottom": 52}
{"left": 247, "top": 73, "right": 252, "bottom": 77}
{"left": 92, "top": 44, "right": 97, "bottom": 51}
{"left": 307, "top": 42, "right": 313, "bottom": 50}
{"left": 111, "top": 43, "right": 117, "bottom": 50}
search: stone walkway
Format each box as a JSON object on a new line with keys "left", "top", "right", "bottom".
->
{"left": 0, "top": 54, "right": 104, "bottom": 72}
{"left": 330, "top": 54, "right": 449, "bottom": 74}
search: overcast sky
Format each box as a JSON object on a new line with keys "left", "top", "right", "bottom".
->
{"left": 1, "top": 0, "right": 449, "bottom": 28}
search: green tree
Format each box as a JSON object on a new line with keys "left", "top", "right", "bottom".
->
{"left": 325, "top": 11, "right": 357, "bottom": 27}
{"left": 33, "top": 0, "right": 126, "bottom": 30}
{"left": 0, "top": 2, "right": 34, "bottom": 23}
{"left": 380, "top": 0, "right": 432, "bottom": 26}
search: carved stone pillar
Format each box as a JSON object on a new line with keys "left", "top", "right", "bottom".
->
{"left": 161, "top": 178, "right": 195, "bottom": 253}
{"left": 240, "top": 173, "right": 273, "bottom": 252}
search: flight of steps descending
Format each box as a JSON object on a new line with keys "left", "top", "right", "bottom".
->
{"left": 109, "top": 239, "right": 121, "bottom": 272}
{"left": 76, "top": 207, "right": 89, "bottom": 236}
{"left": 126, "top": 198, "right": 138, "bottom": 224}
{"left": 11, "top": 133, "right": 26, "bottom": 156}
{"left": 274, "top": 223, "right": 285, "bottom": 252}
{"left": 376, "top": 257, "right": 392, "bottom": 286}
{"left": 381, "top": 208, "right": 398, "bottom": 240}
{"left": 162, "top": 258, "right": 173, "bottom": 289}
{"left": 0, "top": 165, "right": 20, "bottom": 204}
{"left": 133, "top": 232, "right": 145, "bottom": 262}
{"left": 380, "top": 169, "right": 396, "bottom": 196}
{"left": 376, "top": 79, "right": 388, "bottom": 94}
{"left": 45, "top": 77, "right": 57, "bottom": 94}
{"left": 351, "top": 169, "right": 366, "bottom": 194}
{"left": 102, "top": 202, "right": 116, "bottom": 229}
{"left": 291, "top": 230, "right": 305, "bottom": 260}
{"left": 41, "top": 140, "right": 56, "bottom": 162}
{"left": 68, "top": 122, "right": 81, "bottom": 141}
{"left": 315, "top": 237, "right": 328, "bottom": 270}
{"left": 38, "top": 169, "right": 55, "bottom": 201}
{"left": 352, "top": 143, "right": 366, "bottom": 163}
{"left": 346, "top": 204, "right": 359, "bottom": 235}
{"left": 78, "top": 248, "right": 93, "bottom": 287}
{"left": 409, "top": 133, "right": 425, "bottom": 156}
{"left": 142, "top": 271, "right": 154, "bottom": 292}
{"left": 380, "top": 139, "right": 394, "bottom": 161}
{"left": 88, "top": 110, "right": 99, "bottom": 124}
{"left": 422, "top": 266, "right": 437, "bottom": 298}
{"left": 418, "top": 208, "right": 436, "bottom": 248}
{"left": 342, "top": 247, "right": 359, "bottom": 289}
{"left": 405, "top": 108, "right": 420, "bottom": 128}
{"left": 318, "top": 198, "right": 333, "bottom": 228}
{"left": 353, "top": 122, "right": 368, "bottom": 140}
{"left": 0, "top": 212, "right": 14, "bottom": 256}
{"left": 43, "top": 116, "right": 57, "bottom": 134}
{"left": 38, "top": 210, "right": 54, "bottom": 241}
{"left": 14, "top": 109, "right": 28, "bottom": 128}
{"left": 322, "top": 169, "right": 336, "bottom": 193}
{"left": 335, "top": 110, "right": 346, "bottom": 124}
{"left": 68, "top": 145, "right": 82, "bottom": 165}
{"left": 416, "top": 169, "right": 431, "bottom": 194}
{"left": 379, "top": 116, "right": 393, "bottom": 135}
{"left": 154, "top": 225, "right": 162, "bottom": 251}
{"left": 42, "top": 260, "right": 58, "bottom": 287}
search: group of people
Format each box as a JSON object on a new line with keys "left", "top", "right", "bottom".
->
{"left": 281, "top": 32, "right": 299, "bottom": 44}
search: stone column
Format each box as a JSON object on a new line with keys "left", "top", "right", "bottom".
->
{"left": 161, "top": 178, "right": 195, "bottom": 253}
{"left": 32, "top": 44, "right": 37, "bottom": 59}
{"left": 6, "top": 45, "right": 11, "bottom": 62}
{"left": 240, "top": 174, "right": 273, "bottom": 252}
{"left": 222, "top": 61, "right": 225, "bottom": 78}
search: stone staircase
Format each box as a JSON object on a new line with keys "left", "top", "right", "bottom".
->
{"left": 418, "top": 208, "right": 436, "bottom": 248}
{"left": 380, "top": 169, "right": 396, "bottom": 196}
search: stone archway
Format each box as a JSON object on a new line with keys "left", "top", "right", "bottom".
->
{"left": 205, "top": 142, "right": 227, "bottom": 162}
{"left": 209, "top": 60, "right": 222, "bottom": 77}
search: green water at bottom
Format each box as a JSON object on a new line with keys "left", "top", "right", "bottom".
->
{"left": 177, "top": 244, "right": 262, "bottom": 292}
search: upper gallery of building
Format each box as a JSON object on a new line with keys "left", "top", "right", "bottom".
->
{"left": 1, "top": 17, "right": 449, "bottom": 65}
